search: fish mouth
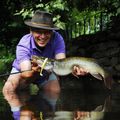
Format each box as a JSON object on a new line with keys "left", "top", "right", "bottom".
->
{"left": 37, "top": 61, "right": 53, "bottom": 71}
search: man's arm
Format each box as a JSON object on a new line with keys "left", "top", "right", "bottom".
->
{"left": 55, "top": 53, "right": 66, "bottom": 59}
{"left": 20, "top": 60, "right": 40, "bottom": 78}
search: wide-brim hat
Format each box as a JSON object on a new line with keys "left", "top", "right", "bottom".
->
{"left": 24, "top": 10, "right": 59, "bottom": 30}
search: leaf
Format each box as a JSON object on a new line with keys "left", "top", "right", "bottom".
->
{"left": 117, "top": 7, "right": 120, "bottom": 14}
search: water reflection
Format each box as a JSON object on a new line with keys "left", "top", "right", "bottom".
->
{"left": 3, "top": 85, "right": 112, "bottom": 120}
{"left": 3, "top": 88, "right": 59, "bottom": 120}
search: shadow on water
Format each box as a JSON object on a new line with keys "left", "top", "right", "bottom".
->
{"left": 0, "top": 76, "right": 120, "bottom": 120}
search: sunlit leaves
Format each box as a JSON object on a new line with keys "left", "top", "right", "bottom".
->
{"left": 15, "top": 8, "right": 34, "bottom": 19}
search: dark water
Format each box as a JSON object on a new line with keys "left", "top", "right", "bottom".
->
{"left": 0, "top": 79, "right": 120, "bottom": 120}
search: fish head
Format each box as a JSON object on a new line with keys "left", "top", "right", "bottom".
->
{"left": 32, "top": 55, "right": 54, "bottom": 70}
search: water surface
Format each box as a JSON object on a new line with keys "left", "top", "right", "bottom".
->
{"left": 0, "top": 77, "right": 120, "bottom": 120}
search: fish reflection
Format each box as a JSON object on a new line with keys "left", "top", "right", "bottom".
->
{"left": 54, "top": 96, "right": 111, "bottom": 120}
{"left": 3, "top": 88, "right": 111, "bottom": 120}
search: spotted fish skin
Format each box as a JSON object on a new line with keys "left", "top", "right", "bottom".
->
{"left": 32, "top": 55, "right": 113, "bottom": 89}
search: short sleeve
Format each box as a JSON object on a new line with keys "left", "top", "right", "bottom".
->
{"left": 16, "top": 45, "right": 31, "bottom": 64}
{"left": 54, "top": 32, "right": 66, "bottom": 55}
{"left": 16, "top": 35, "right": 31, "bottom": 64}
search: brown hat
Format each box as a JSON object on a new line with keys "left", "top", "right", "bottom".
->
{"left": 24, "top": 10, "right": 59, "bottom": 30}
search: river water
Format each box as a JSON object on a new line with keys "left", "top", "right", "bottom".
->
{"left": 0, "top": 77, "right": 120, "bottom": 120}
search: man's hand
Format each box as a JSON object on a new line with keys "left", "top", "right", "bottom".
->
{"left": 74, "top": 111, "right": 90, "bottom": 120}
{"left": 31, "top": 60, "right": 41, "bottom": 72}
{"left": 72, "top": 66, "right": 89, "bottom": 78}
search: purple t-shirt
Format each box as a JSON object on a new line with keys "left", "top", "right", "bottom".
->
{"left": 12, "top": 31, "right": 65, "bottom": 70}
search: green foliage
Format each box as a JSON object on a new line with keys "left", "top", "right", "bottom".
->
{"left": 0, "top": 0, "right": 119, "bottom": 55}
{"left": 0, "top": 52, "right": 15, "bottom": 74}
{"left": 14, "top": 0, "right": 69, "bottom": 29}
{"left": 117, "top": 8, "right": 120, "bottom": 14}
{"left": 14, "top": 0, "right": 118, "bottom": 34}
{"left": 15, "top": 8, "right": 34, "bottom": 19}
{"left": 105, "top": 0, "right": 120, "bottom": 15}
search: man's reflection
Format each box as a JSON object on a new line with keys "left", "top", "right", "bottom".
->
{"left": 3, "top": 86, "right": 59, "bottom": 120}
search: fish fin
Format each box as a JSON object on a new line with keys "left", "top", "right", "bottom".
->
{"left": 104, "top": 75, "right": 113, "bottom": 89}
{"left": 94, "top": 96, "right": 111, "bottom": 112}
{"left": 102, "top": 95, "right": 111, "bottom": 112}
{"left": 91, "top": 73, "right": 103, "bottom": 81}
{"left": 91, "top": 73, "right": 113, "bottom": 89}
{"left": 72, "top": 71, "right": 79, "bottom": 79}
{"left": 94, "top": 105, "right": 103, "bottom": 111}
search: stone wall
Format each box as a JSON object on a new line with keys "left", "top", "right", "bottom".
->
{"left": 66, "top": 30, "right": 120, "bottom": 79}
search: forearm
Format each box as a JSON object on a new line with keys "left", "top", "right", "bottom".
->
{"left": 21, "top": 70, "right": 35, "bottom": 78}
{"left": 20, "top": 60, "right": 40, "bottom": 79}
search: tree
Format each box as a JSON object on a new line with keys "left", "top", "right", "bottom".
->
{"left": 0, "top": 0, "right": 119, "bottom": 56}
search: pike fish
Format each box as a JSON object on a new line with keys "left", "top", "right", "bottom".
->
{"left": 32, "top": 55, "right": 112, "bottom": 89}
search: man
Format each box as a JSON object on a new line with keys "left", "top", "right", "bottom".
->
{"left": 2, "top": 10, "right": 87, "bottom": 94}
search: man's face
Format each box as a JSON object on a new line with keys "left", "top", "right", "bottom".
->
{"left": 31, "top": 28, "right": 52, "bottom": 47}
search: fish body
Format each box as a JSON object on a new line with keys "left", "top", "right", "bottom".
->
{"left": 32, "top": 55, "right": 112, "bottom": 89}
{"left": 53, "top": 57, "right": 104, "bottom": 76}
